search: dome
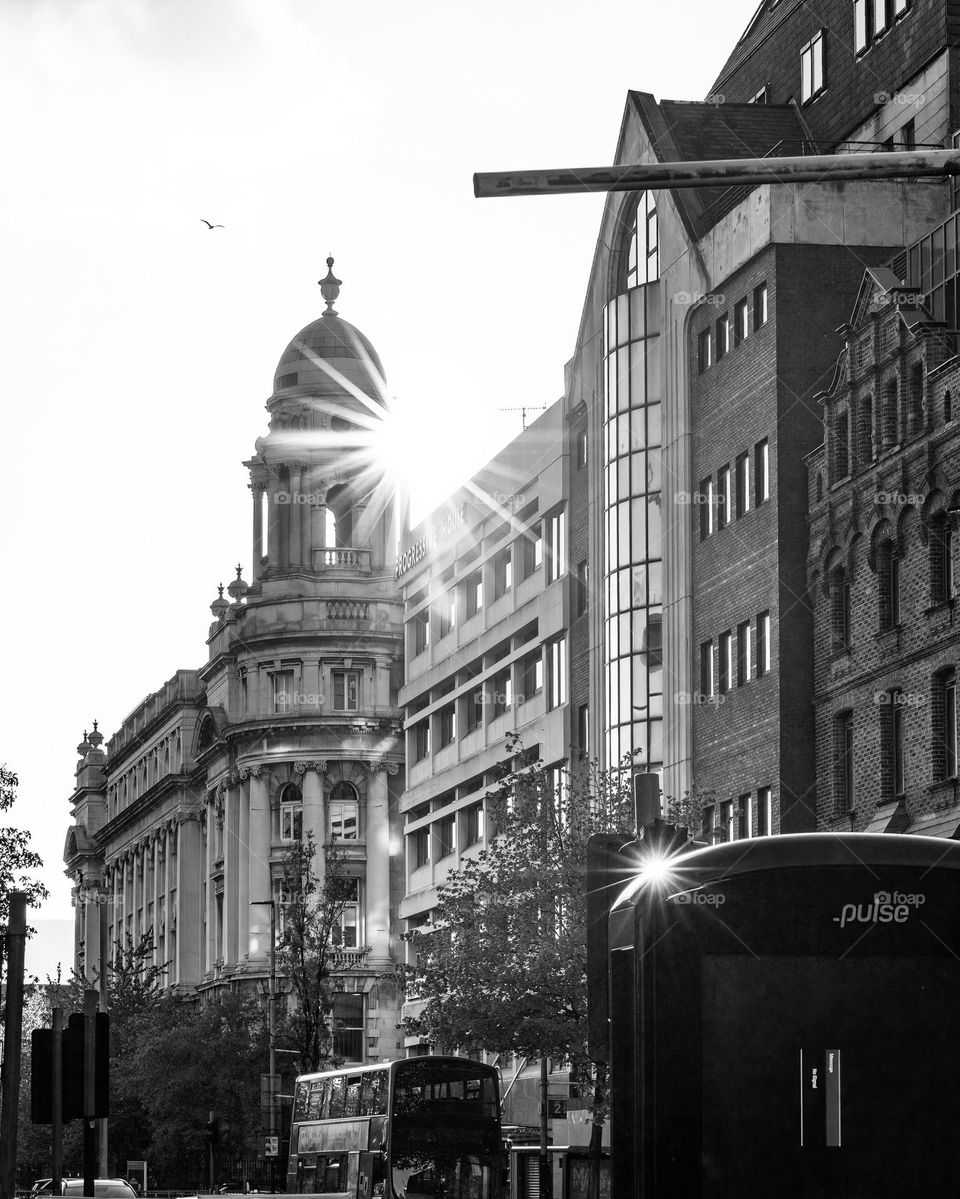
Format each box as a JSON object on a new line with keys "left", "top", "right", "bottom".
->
{"left": 272, "top": 257, "right": 386, "bottom": 404}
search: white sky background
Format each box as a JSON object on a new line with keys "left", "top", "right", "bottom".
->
{"left": 0, "top": 0, "right": 760, "bottom": 978}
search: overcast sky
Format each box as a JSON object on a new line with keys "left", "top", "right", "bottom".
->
{"left": 0, "top": 0, "right": 760, "bottom": 979}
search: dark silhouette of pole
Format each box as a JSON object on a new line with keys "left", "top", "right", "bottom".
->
{"left": 0, "top": 891, "right": 28, "bottom": 1199}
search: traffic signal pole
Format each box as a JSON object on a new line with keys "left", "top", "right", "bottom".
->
{"left": 0, "top": 892, "right": 28, "bottom": 1199}
{"left": 52, "top": 1008, "right": 64, "bottom": 1197}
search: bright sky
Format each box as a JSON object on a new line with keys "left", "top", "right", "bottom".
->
{"left": 0, "top": 0, "right": 759, "bottom": 979}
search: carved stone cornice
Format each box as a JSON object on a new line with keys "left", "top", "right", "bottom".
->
{"left": 294, "top": 760, "right": 328, "bottom": 775}
{"left": 363, "top": 760, "right": 401, "bottom": 775}
{"left": 237, "top": 764, "right": 265, "bottom": 780}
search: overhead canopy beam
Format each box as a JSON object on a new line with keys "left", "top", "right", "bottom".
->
{"left": 473, "top": 148, "right": 960, "bottom": 198}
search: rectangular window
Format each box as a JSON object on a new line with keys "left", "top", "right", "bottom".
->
{"left": 414, "top": 720, "right": 431, "bottom": 762}
{"left": 577, "top": 703, "right": 589, "bottom": 752}
{"left": 854, "top": 0, "right": 869, "bottom": 52}
{"left": 438, "top": 589, "right": 457, "bottom": 638}
{"left": 520, "top": 649, "right": 544, "bottom": 700}
{"left": 716, "top": 467, "right": 731, "bottom": 530}
{"left": 800, "top": 31, "right": 825, "bottom": 103}
{"left": 751, "top": 84, "right": 770, "bottom": 104}
{"left": 755, "top": 439, "right": 769, "bottom": 504}
{"left": 700, "top": 639, "right": 714, "bottom": 698}
{"left": 718, "top": 631, "right": 732, "bottom": 694}
{"left": 698, "top": 328, "right": 713, "bottom": 373}
{"left": 716, "top": 313, "right": 730, "bottom": 360}
{"left": 437, "top": 813, "right": 456, "bottom": 858}
{"left": 900, "top": 118, "right": 915, "bottom": 151}
{"left": 272, "top": 671, "right": 295, "bottom": 713}
{"left": 529, "top": 523, "right": 544, "bottom": 574}
{"left": 757, "top": 786, "right": 772, "bottom": 836}
{"left": 736, "top": 620, "right": 752, "bottom": 685}
{"left": 945, "top": 671, "right": 958, "bottom": 779}
{"left": 735, "top": 452, "right": 751, "bottom": 517}
{"left": 332, "top": 880, "right": 361, "bottom": 950}
{"left": 576, "top": 560, "right": 589, "bottom": 616}
{"left": 464, "top": 568, "right": 483, "bottom": 619}
{"left": 491, "top": 668, "right": 513, "bottom": 718}
{"left": 438, "top": 703, "right": 457, "bottom": 748}
{"left": 281, "top": 800, "right": 303, "bottom": 842}
{"left": 494, "top": 546, "right": 513, "bottom": 598}
{"left": 699, "top": 478, "right": 713, "bottom": 540}
{"left": 332, "top": 993, "right": 364, "bottom": 1062}
{"left": 873, "top": 0, "right": 890, "bottom": 35}
{"left": 721, "top": 799, "right": 735, "bottom": 842}
{"left": 835, "top": 411, "right": 850, "bottom": 478}
{"left": 413, "top": 826, "right": 430, "bottom": 869}
{"left": 464, "top": 801, "right": 485, "bottom": 847}
{"left": 332, "top": 670, "right": 360, "bottom": 712}
{"left": 754, "top": 283, "right": 768, "bottom": 329}
{"left": 702, "top": 804, "right": 716, "bottom": 844}
{"left": 756, "top": 611, "right": 771, "bottom": 676}
{"left": 894, "top": 0, "right": 909, "bottom": 13}
{"left": 837, "top": 710, "right": 855, "bottom": 812}
{"left": 576, "top": 430, "right": 588, "bottom": 469}
{"left": 738, "top": 793, "right": 752, "bottom": 839}
{"left": 734, "top": 298, "right": 749, "bottom": 346}
{"left": 330, "top": 799, "right": 359, "bottom": 840}
{"left": 892, "top": 689, "right": 905, "bottom": 796}
{"left": 413, "top": 609, "right": 430, "bottom": 654}
{"left": 546, "top": 509, "right": 567, "bottom": 582}
{"left": 463, "top": 686, "right": 484, "bottom": 734}
{"left": 548, "top": 637, "right": 567, "bottom": 709}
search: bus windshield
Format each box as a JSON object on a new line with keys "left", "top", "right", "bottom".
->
{"left": 389, "top": 1060, "right": 501, "bottom": 1199}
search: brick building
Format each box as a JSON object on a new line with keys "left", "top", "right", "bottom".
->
{"left": 808, "top": 254, "right": 960, "bottom": 837}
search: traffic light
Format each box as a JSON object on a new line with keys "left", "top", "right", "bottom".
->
{"left": 206, "top": 1118, "right": 220, "bottom": 1145}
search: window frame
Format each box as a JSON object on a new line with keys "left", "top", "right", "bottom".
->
{"left": 332, "top": 669, "right": 360, "bottom": 712}
{"left": 800, "top": 30, "right": 826, "bottom": 104}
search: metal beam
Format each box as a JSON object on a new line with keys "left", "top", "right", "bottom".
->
{"left": 473, "top": 148, "right": 960, "bottom": 198}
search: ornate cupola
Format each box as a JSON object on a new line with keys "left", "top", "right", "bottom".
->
{"left": 245, "top": 259, "right": 398, "bottom": 589}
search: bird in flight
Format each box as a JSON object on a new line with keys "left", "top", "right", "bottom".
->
{"left": 200, "top": 219, "right": 224, "bottom": 230}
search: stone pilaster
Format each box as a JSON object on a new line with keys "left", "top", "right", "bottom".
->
{"left": 246, "top": 767, "right": 271, "bottom": 962}
{"left": 296, "top": 761, "right": 327, "bottom": 883}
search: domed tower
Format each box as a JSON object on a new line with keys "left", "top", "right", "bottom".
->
{"left": 198, "top": 261, "right": 406, "bottom": 1062}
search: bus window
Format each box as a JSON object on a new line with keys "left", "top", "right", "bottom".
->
{"left": 318, "top": 1156, "right": 346, "bottom": 1194}
{"left": 293, "top": 1081, "right": 309, "bottom": 1121}
{"left": 344, "top": 1076, "right": 362, "bottom": 1117}
{"left": 306, "top": 1081, "right": 324, "bottom": 1120}
{"left": 328, "top": 1076, "right": 346, "bottom": 1118}
{"left": 360, "top": 1072, "right": 387, "bottom": 1115}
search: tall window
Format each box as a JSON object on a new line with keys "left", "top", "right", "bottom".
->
{"left": 830, "top": 565, "right": 851, "bottom": 651}
{"left": 755, "top": 439, "right": 770, "bottom": 504}
{"left": 332, "top": 992, "right": 364, "bottom": 1062}
{"left": 438, "top": 703, "right": 457, "bottom": 748}
{"left": 737, "top": 620, "right": 752, "bottom": 685}
{"left": 737, "top": 794, "right": 752, "bottom": 839}
{"left": 835, "top": 710, "right": 855, "bottom": 812}
{"left": 834, "top": 411, "right": 850, "bottom": 479}
{"left": 930, "top": 514, "right": 954, "bottom": 604}
{"left": 854, "top": 0, "right": 869, "bottom": 52}
{"left": 413, "top": 608, "right": 430, "bottom": 654}
{"left": 734, "top": 298, "right": 749, "bottom": 346}
{"left": 463, "top": 801, "right": 485, "bottom": 847}
{"left": 735, "top": 452, "right": 751, "bottom": 517}
{"left": 699, "top": 478, "right": 715, "bottom": 540}
{"left": 576, "top": 561, "right": 589, "bottom": 617}
{"left": 800, "top": 31, "right": 826, "bottom": 103}
{"left": 494, "top": 547, "right": 513, "bottom": 598}
{"left": 882, "top": 379, "right": 898, "bottom": 448}
{"left": 548, "top": 637, "right": 568, "bottom": 709}
{"left": 721, "top": 799, "right": 735, "bottom": 842}
{"left": 545, "top": 509, "right": 567, "bottom": 582}
{"left": 329, "top": 781, "right": 359, "bottom": 840}
{"left": 698, "top": 328, "right": 713, "bottom": 373}
{"left": 272, "top": 671, "right": 295, "bottom": 713}
{"left": 877, "top": 540, "right": 900, "bottom": 631}
{"left": 438, "top": 588, "right": 457, "bottom": 638}
{"left": 873, "top": 0, "right": 890, "bottom": 35}
{"left": 332, "top": 670, "right": 360, "bottom": 711}
{"left": 464, "top": 567, "right": 483, "bottom": 619}
{"left": 756, "top": 611, "right": 771, "bottom": 676}
{"left": 716, "top": 313, "right": 731, "bottom": 360}
{"left": 491, "top": 667, "right": 513, "bottom": 718}
{"left": 754, "top": 283, "right": 768, "bottom": 329}
{"left": 718, "top": 631, "right": 733, "bottom": 694}
{"left": 859, "top": 395, "right": 874, "bottom": 463}
{"left": 717, "top": 466, "right": 731, "bottom": 530}
{"left": 464, "top": 685, "right": 484, "bottom": 734}
{"left": 520, "top": 649, "right": 544, "bottom": 700}
{"left": 935, "top": 668, "right": 958, "bottom": 781}
{"left": 700, "top": 640, "right": 714, "bottom": 698}
{"left": 412, "top": 826, "right": 430, "bottom": 869}
{"left": 414, "top": 720, "right": 430, "bottom": 762}
{"left": 279, "top": 783, "right": 303, "bottom": 842}
{"left": 437, "top": 813, "right": 456, "bottom": 858}
{"left": 625, "top": 190, "right": 659, "bottom": 287}
{"left": 757, "top": 786, "right": 772, "bottom": 836}
{"left": 890, "top": 689, "right": 906, "bottom": 797}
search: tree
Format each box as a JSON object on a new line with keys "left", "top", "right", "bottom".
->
{"left": 402, "top": 739, "right": 638, "bottom": 1152}
{"left": 0, "top": 764, "right": 48, "bottom": 935}
{"left": 276, "top": 831, "right": 359, "bottom": 1074}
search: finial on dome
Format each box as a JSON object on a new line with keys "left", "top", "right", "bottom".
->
{"left": 319, "top": 256, "right": 341, "bottom": 317}
{"left": 88, "top": 721, "right": 104, "bottom": 750}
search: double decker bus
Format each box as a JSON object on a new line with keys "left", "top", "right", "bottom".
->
{"left": 589, "top": 830, "right": 960, "bottom": 1198}
{"left": 286, "top": 1056, "right": 504, "bottom": 1198}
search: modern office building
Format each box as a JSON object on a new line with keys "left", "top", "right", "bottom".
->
{"left": 64, "top": 263, "right": 407, "bottom": 1062}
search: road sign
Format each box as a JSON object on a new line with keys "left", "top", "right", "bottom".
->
{"left": 264, "top": 1136, "right": 279, "bottom": 1157}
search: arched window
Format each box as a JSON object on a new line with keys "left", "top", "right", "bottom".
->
{"left": 621, "top": 191, "right": 659, "bottom": 290}
{"left": 882, "top": 378, "right": 898, "bottom": 449}
{"left": 858, "top": 394, "right": 874, "bottom": 463}
{"left": 945, "top": 390, "right": 953, "bottom": 423}
{"left": 829, "top": 561, "right": 851, "bottom": 652}
{"left": 834, "top": 710, "right": 855, "bottom": 813}
{"left": 834, "top": 409, "right": 850, "bottom": 479}
{"left": 929, "top": 512, "right": 954, "bottom": 604}
{"left": 876, "top": 539, "right": 900, "bottom": 632}
{"left": 816, "top": 473, "right": 824, "bottom": 502}
{"left": 329, "top": 780, "right": 360, "bottom": 840}
{"left": 934, "top": 667, "right": 957, "bottom": 781}
{"left": 278, "top": 782, "right": 303, "bottom": 842}
{"left": 909, "top": 362, "right": 924, "bottom": 436}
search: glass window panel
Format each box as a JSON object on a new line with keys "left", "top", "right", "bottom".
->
{"left": 631, "top": 451, "right": 646, "bottom": 494}
{"left": 618, "top": 612, "right": 632, "bottom": 654}
{"left": 647, "top": 500, "right": 662, "bottom": 559}
{"left": 630, "top": 340, "right": 647, "bottom": 409}
{"left": 645, "top": 337, "right": 663, "bottom": 402}
{"left": 618, "top": 567, "right": 632, "bottom": 611}
{"left": 603, "top": 303, "right": 610, "bottom": 355}
{"left": 618, "top": 413, "right": 631, "bottom": 456}
{"left": 608, "top": 615, "right": 619, "bottom": 658}
{"left": 630, "top": 290, "right": 646, "bottom": 341}
{"left": 619, "top": 658, "right": 632, "bottom": 716}
{"left": 647, "top": 403, "right": 662, "bottom": 446}
{"left": 606, "top": 462, "right": 616, "bottom": 505}
{"left": 632, "top": 566, "right": 648, "bottom": 607}
{"left": 618, "top": 456, "right": 631, "bottom": 497}
{"left": 618, "top": 501, "right": 630, "bottom": 558}
{"left": 617, "top": 347, "right": 630, "bottom": 413}
{"left": 649, "top": 720, "right": 663, "bottom": 763}
{"left": 606, "top": 355, "right": 616, "bottom": 419}
{"left": 647, "top": 562, "right": 663, "bottom": 604}
{"left": 645, "top": 295, "right": 661, "bottom": 338}
{"left": 631, "top": 497, "right": 647, "bottom": 562}
{"left": 617, "top": 292, "right": 629, "bottom": 347}
{"left": 630, "top": 411, "right": 646, "bottom": 453}
{"left": 647, "top": 451, "right": 661, "bottom": 493}
{"left": 932, "top": 225, "right": 946, "bottom": 286}
{"left": 632, "top": 655, "right": 649, "bottom": 713}
{"left": 631, "top": 722, "right": 648, "bottom": 760}
{"left": 649, "top": 693, "right": 663, "bottom": 718}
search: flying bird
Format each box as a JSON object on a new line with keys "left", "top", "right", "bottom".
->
{"left": 200, "top": 219, "right": 224, "bottom": 230}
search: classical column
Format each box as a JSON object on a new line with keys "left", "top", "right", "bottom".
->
{"left": 132, "top": 848, "right": 141, "bottom": 946}
{"left": 301, "top": 467, "right": 315, "bottom": 566}
{"left": 297, "top": 762, "right": 326, "bottom": 884}
{"left": 267, "top": 468, "right": 282, "bottom": 570}
{"left": 238, "top": 777, "right": 250, "bottom": 959}
{"left": 178, "top": 816, "right": 202, "bottom": 987}
{"left": 289, "top": 465, "right": 303, "bottom": 569}
{"left": 364, "top": 766, "right": 395, "bottom": 965}
{"left": 310, "top": 479, "right": 328, "bottom": 568}
{"left": 152, "top": 835, "right": 160, "bottom": 970}
{"left": 205, "top": 804, "right": 216, "bottom": 973}
{"left": 247, "top": 768, "right": 271, "bottom": 962}
{"left": 251, "top": 482, "right": 265, "bottom": 582}
{"left": 224, "top": 780, "right": 241, "bottom": 966}
{"left": 82, "top": 879, "right": 101, "bottom": 983}
{"left": 111, "top": 864, "right": 120, "bottom": 964}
